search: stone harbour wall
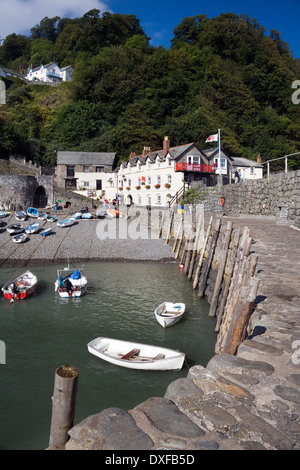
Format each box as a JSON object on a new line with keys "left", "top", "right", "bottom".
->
{"left": 199, "top": 170, "right": 300, "bottom": 226}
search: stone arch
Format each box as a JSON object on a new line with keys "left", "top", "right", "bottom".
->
{"left": 33, "top": 185, "right": 48, "bottom": 208}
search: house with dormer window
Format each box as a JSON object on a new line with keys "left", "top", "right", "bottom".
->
{"left": 26, "top": 62, "right": 73, "bottom": 83}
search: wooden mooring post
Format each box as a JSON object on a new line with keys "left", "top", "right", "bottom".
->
{"left": 170, "top": 212, "right": 260, "bottom": 356}
{"left": 49, "top": 364, "right": 79, "bottom": 449}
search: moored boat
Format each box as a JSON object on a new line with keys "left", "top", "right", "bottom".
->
{"left": 12, "top": 233, "right": 27, "bottom": 243}
{"left": 40, "top": 227, "right": 52, "bottom": 236}
{"left": 155, "top": 302, "right": 186, "bottom": 328}
{"left": 87, "top": 337, "right": 185, "bottom": 371}
{"left": 15, "top": 211, "right": 27, "bottom": 221}
{"left": 54, "top": 263, "right": 88, "bottom": 298}
{"left": 25, "top": 222, "right": 40, "bottom": 234}
{"left": 57, "top": 218, "right": 75, "bottom": 228}
{"left": 38, "top": 213, "right": 47, "bottom": 220}
{"left": 0, "top": 211, "right": 10, "bottom": 218}
{"left": 81, "top": 212, "right": 93, "bottom": 219}
{"left": 7, "top": 223, "right": 24, "bottom": 234}
{"left": 27, "top": 207, "right": 39, "bottom": 218}
{"left": 46, "top": 215, "right": 57, "bottom": 223}
{"left": 1, "top": 270, "right": 37, "bottom": 301}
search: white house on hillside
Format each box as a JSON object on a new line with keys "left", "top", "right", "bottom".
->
{"left": 26, "top": 62, "right": 73, "bottom": 83}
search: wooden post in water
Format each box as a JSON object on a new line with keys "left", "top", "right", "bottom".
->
{"left": 49, "top": 364, "right": 79, "bottom": 449}
{"left": 198, "top": 219, "right": 221, "bottom": 298}
{"left": 193, "top": 216, "right": 213, "bottom": 289}
{"left": 188, "top": 213, "right": 203, "bottom": 280}
{"left": 165, "top": 210, "right": 174, "bottom": 245}
{"left": 208, "top": 221, "right": 232, "bottom": 317}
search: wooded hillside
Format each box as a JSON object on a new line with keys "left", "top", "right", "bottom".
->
{"left": 0, "top": 9, "right": 300, "bottom": 169}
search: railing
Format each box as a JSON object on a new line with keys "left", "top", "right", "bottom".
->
{"left": 175, "top": 163, "right": 216, "bottom": 173}
{"left": 168, "top": 183, "right": 190, "bottom": 207}
{"left": 262, "top": 152, "right": 300, "bottom": 179}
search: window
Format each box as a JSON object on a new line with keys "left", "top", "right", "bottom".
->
{"left": 168, "top": 158, "right": 172, "bottom": 166}
{"left": 137, "top": 177, "right": 141, "bottom": 186}
{"left": 138, "top": 163, "right": 142, "bottom": 171}
{"left": 83, "top": 181, "right": 89, "bottom": 187}
{"left": 156, "top": 158, "right": 160, "bottom": 168}
{"left": 96, "top": 166, "right": 104, "bottom": 172}
{"left": 187, "top": 155, "right": 200, "bottom": 164}
{"left": 128, "top": 179, "right": 131, "bottom": 187}
{"left": 147, "top": 176, "right": 151, "bottom": 185}
{"left": 220, "top": 158, "right": 227, "bottom": 169}
{"left": 157, "top": 175, "right": 161, "bottom": 184}
{"left": 167, "top": 174, "right": 172, "bottom": 184}
{"left": 156, "top": 194, "right": 161, "bottom": 205}
{"left": 137, "top": 195, "right": 141, "bottom": 205}
{"left": 250, "top": 167, "right": 254, "bottom": 175}
{"left": 83, "top": 166, "right": 89, "bottom": 173}
{"left": 147, "top": 161, "right": 151, "bottom": 170}
{"left": 66, "top": 165, "right": 75, "bottom": 177}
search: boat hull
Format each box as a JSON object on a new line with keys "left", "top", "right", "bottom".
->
{"left": 27, "top": 207, "right": 39, "bottom": 218}
{"left": 57, "top": 284, "right": 88, "bottom": 298}
{"left": 7, "top": 224, "right": 24, "bottom": 234}
{"left": 12, "top": 233, "right": 27, "bottom": 243}
{"left": 25, "top": 223, "right": 40, "bottom": 234}
{"left": 15, "top": 211, "right": 27, "bottom": 221}
{"left": 1, "top": 270, "right": 37, "bottom": 300}
{"left": 155, "top": 302, "right": 185, "bottom": 328}
{"left": 87, "top": 337, "right": 185, "bottom": 370}
{"left": 57, "top": 218, "right": 75, "bottom": 227}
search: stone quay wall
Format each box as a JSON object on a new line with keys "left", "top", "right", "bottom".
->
{"left": 0, "top": 174, "right": 54, "bottom": 211}
{"left": 198, "top": 170, "right": 300, "bottom": 225}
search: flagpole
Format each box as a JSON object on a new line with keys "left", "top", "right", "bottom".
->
{"left": 218, "top": 129, "right": 221, "bottom": 174}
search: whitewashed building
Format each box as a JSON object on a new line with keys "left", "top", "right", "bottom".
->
{"left": 26, "top": 62, "right": 74, "bottom": 83}
{"left": 55, "top": 137, "right": 263, "bottom": 207}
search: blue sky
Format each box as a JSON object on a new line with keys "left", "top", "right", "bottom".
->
{"left": 0, "top": 0, "right": 299, "bottom": 59}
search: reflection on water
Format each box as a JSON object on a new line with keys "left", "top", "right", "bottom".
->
{"left": 0, "top": 261, "right": 216, "bottom": 450}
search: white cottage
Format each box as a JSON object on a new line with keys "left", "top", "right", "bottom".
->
{"left": 26, "top": 62, "right": 74, "bottom": 83}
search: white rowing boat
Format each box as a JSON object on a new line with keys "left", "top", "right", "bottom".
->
{"left": 87, "top": 337, "right": 185, "bottom": 370}
{"left": 154, "top": 302, "right": 186, "bottom": 328}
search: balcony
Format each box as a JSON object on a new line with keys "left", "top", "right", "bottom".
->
{"left": 175, "top": 162, "right": 216, "bottom": 173}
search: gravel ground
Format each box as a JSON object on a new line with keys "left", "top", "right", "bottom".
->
{"left": 0, "top": 206, "right": 180, "bottom": 267}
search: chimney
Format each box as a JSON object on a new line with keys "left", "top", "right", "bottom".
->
{"left": 129, "top": 152, "right": 136, "bottom": 159}
{"left": 257, "top": 154, "right": 261, "bottom": 164}
{"left": 142, "top": 146, "right": 151, "bottom": 157}
{"left": 163, "top": 136, "right": 170, "bottom": 157}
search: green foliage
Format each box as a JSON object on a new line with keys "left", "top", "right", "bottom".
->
{"left": 0, "top": 10, "right": 300, "bottom": 167}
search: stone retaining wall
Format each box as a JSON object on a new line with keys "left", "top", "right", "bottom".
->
{"left": 197, "top": 170, "right": 300, "bottom": 226}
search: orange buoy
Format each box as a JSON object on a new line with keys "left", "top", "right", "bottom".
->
{"left": 220, "top": 197, "right": 225, "bottom": 206}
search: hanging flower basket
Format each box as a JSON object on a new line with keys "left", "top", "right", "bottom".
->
{"left": 145, "top": 185, "right": 151, "bottom": 189}
{"left": 126, "top": 187, "right": 131, "bottom": 191}
{"left": 135, "top": 185, "right": 141, "bottom": 190}
{"left": 154, "top": 184, "right": 161, "bottom": 189}
{"left": 164, "top": 183, "right": 171, "bottom": 189}
{"left": 119, "top": 187, "right": 123, "bottom": 191}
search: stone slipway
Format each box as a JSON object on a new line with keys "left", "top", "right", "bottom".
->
{"left": 64, "top": 215, "right": 300, "bottom": 451}
{"left": 0, "top": 209, "right": 175, "bottom": 267}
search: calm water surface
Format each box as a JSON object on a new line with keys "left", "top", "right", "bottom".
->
{"left": 0, "top": 261, "right": 216, "bottom": 450}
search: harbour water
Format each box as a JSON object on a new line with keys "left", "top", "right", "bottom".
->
{"left": 0, "top": 261, "right": 216, "bottom": 450}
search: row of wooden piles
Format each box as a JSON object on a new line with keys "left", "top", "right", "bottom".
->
{"left": 159, "top": 209, "right": 260, "bottom": 355}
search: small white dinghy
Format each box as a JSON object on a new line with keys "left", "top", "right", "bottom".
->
{"left": 7, "top": 223, "right": 24, "bottom": 234}
{"left": 155, "top": 302, "right": 186, "bottom": 328}
{"left": 57, "top": 218, "right": 75, "bottom": 228}
{"left": 87, "top": 337, "right": 185, "bottom": 371}
{"left": 12, "top": 233, "right": 27, "bottom": 243}
{"left": 15, "top": 211, "right": 27, "bottom": 221}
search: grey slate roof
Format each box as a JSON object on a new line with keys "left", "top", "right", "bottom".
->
{"left": 231, "top": 157, "right": 263, "bottom": 168}
{"left": 57, "top": 151, "right": 117, "bottom": 167}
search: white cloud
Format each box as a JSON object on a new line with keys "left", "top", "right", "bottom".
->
{"left": 0, "top": 0, "right": 111, "bottom": 39}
